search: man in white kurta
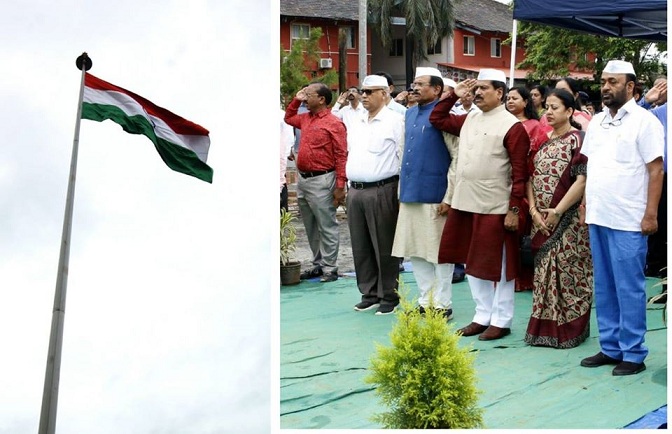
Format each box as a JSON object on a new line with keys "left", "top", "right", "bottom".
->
{"left": 391, "top": 67, "right": 455, "bottom": 320}
{"left": 430, "top": 70, "right": 530, "bottom": 341}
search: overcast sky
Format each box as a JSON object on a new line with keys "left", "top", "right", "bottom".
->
{"left": 0, "top": 1, "right": 276, "bottom": 433}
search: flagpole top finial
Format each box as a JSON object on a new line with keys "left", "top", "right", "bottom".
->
{"left": 76, "top": 53, "right": 92, "bottom": 71}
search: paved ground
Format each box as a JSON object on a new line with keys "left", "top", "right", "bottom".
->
{"left": 291, "top": 207, "right": 356, "bottom": 274}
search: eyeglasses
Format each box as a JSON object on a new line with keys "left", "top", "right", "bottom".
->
{"left": 600, "top": 117, "right": 623, "bottom": 129}
{"left": 361, "top": 89, "right": 383, "bottom": 95}
{"left": 304, "top": 93, "right": 318, "bottom": 99}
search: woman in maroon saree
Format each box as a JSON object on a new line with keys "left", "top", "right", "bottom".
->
{"left": 506, "top": 86, "right": 546, "bottom": 292}
{"left": 524, "top": 89, "right": 593, "bottom": 349}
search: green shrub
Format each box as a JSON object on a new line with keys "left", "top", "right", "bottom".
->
{"left": 280, "top": 209, "right": 297, "bottom": 266}
{"left": 365, "top": 281, "right": 484, "bottom": 429}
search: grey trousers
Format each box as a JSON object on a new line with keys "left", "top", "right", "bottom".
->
{"left": 346, "top": 180, "right": 400, "bottom": 306}
{"left": 297, "top": 171, "right": 339, "bottom": 273}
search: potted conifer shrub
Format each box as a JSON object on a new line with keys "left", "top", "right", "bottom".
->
{"left": 365, "top": 281, "right": 484, "bottom": 429}
{"left": 280, "top": 208, "right": 301, "bottom": 285}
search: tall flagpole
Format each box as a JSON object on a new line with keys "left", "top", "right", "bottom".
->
{"left": 38, "top": 52, "right": 92, "bottom": 434}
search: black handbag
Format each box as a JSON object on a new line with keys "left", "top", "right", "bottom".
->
{"left": 520, "top": 235, "right": 534, "bottom": 267}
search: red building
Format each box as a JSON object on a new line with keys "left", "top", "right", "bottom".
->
{"left": 280, "top": 0, "right": 367, "bottom": 89}
{"left": 280, "top": 0, "right": 594, "bottom": 91}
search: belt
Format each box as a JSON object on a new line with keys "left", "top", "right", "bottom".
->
{"left": 350, "top": 175, "right": 399, "bottom": 190}
{"left": 299, "top": 168, "right": 334, "bottom": 178}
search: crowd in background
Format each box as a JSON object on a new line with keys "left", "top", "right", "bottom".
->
{"left": 282, "top": 60, "right": 667, "bottom": 376}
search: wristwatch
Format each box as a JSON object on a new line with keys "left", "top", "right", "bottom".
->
{"left": 509, "top": 206, "right": 520, "bottom": 214}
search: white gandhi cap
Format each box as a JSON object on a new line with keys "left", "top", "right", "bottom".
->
{"left": 361, "top": 75, "right": 389, "bottom": 89}
{"left": 415, "top": 67, "right": 443, "bottom": 79}
{"left": 443, "top": 77, "right": 457, "bottom": 89}
{"left": 477, "top": 68, "right": 507, "bottom": 84}
{"left": 603, "top": 60, "right": 636, "bottom": 75}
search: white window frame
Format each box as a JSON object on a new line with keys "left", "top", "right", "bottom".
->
{"left": 340, "top": 26, "right": 356, "bottom": 49}
{"left": 491, "top": 38, "right": 501, "bottom": 58}
{"left": 463, "top": 35, "right": 475, "bottom": 56}
{"left": 291, "top": 23, "right": 310, "bottom": 48}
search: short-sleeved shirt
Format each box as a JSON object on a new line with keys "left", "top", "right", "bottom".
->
{"left": 346, "top": 106, "right": 404, "bottom": 183}
{"left": 581, "top": 98, "right": 664, "bottom": 231}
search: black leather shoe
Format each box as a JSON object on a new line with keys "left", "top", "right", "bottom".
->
{"left": 457, "top": 322, "right": 488, "bottom": 337}
{"left": 320, "top": 272, "right": 338, "bottom": 282}
{"left": 612, "top": 361, "right": 646, "bottom": 376}
{"left": 478, "top": 325, "right": 511, "bottom": 341}
{"left": 300, "top": 267, "right": 323, "bottom": 280}
{"left": 580, "top": 352, "right": 621, "bottom": 367}
{"left": 452, "top": 272, "right": 465, "bottom": 283}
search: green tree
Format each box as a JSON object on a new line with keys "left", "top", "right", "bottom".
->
{"left": 280, "top": 27, "right": 338, "bottom": 108}
{"left": 512, "top": 21, "right": 667, "bottom": 87}
{"left": 365, "top": 281, "right": 484, "bottom": 429}
{"left": 369, "top": 0, "right": 456, "bottom": 85}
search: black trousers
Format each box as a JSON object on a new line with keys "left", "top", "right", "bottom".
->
{"left": 646, "top": 172, "right": 667, "bottom": 277}
{"left": 280, "top": 183, "right": 288, "bottom": 212}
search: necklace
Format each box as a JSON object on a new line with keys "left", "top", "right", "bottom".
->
{"left": 550, "top": 125, "right": 572, "bottom": 140}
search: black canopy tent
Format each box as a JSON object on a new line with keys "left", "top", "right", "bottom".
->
{"left": 512, "top": 0, "right": 667, "bottom": 42}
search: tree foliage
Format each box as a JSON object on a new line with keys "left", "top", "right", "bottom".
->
{"left": 280, "top": 27, "right": 338, "bottom": 108}
{"left": 513, "top": 20, "right": 667, "bottom": 87}
{"left": 369, "top": 0, "right": 456, "bottom": 68}
{"left": 365, "top": 281, "right": 484, "bottom": 429}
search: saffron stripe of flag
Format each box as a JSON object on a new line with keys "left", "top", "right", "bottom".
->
{"left": 82, "top": 73, "right": 213, "bottom": 183}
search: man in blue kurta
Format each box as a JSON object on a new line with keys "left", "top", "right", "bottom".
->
{"left": 391, "top": 67, "right": 455, "bottom": 320}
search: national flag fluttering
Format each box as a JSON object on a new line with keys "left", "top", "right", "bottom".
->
{"left": 82, "top": 73, "right": 213, "bottom": 183}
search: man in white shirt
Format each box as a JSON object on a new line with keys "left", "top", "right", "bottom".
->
{"left": 376, "top": 70, "right": 407, "bottom": 115}
{"left": 579, "top": 60, "right": 664, "bottom": 376}
{"left": 280, "top": 108, "right": 294, "bottom": 211}
{"left": 332, "top": 86, "right": 366, "bottom": 132}
{"left": 346, "top": 75, "right": 404, "bottom": 315}
{"left": 451, "top": 89, "right": 480, "bottom": 115}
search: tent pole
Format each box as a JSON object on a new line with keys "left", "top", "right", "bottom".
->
{"left": 509, "top": 19, "right": 518, "bottom": 89}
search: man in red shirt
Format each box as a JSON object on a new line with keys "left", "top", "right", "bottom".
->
{"left": 284, "top": 83, "right": 348, "bottom": 282}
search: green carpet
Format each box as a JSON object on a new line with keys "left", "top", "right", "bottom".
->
{"left": 280, "top": 271, "right": 667, "bottom": 429}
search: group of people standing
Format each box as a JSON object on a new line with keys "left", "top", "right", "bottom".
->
{"left": 283, "top": 59, "right": 665, "bottom": 377}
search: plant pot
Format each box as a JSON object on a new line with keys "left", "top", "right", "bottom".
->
{"left": 281, "top": 261, "right": 302, "bottom": 285}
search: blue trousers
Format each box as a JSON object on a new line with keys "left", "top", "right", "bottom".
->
{"left": 588, "top": 224, "right": 648, "bottom": 363}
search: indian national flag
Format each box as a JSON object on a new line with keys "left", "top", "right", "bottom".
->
{"left": 82, "top": 73, "right": 213, "bottom": 183}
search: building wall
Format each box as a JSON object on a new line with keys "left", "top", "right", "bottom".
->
{"left": 369, "top": 27, "right": 529, "bottom": 90}
{"left": 280, "top": 17, "right": 370, "bottom": 90}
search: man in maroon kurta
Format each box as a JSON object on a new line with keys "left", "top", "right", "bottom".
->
{"left": 429, "top": 70, "right": 530, "bottom": 341}
{"left": 285, "top": 83, "right": 348, "bottom": 282}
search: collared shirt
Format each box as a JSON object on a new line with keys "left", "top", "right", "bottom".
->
{"left": 450, "top": 104, "right": 480, "bottom": 116}
{"left": 284, "top": 98, "right": 348, "bottom": 189}
{"left": 346, "top": 106, "right": 404, "bottom": 182}
{"left": 280, "top": 109, "right": 294, "bottom": 191}
{"left": 331, "top": 102, "right": 366, "bottom": 132}
{"left": 387, "top": 98, "right": 407, "bottom": 115}
{"left": 639, "top": 100, "right": 667, "bottom": 171}
{"left": 581, "top": 97, "right": 665, "bottom": 230}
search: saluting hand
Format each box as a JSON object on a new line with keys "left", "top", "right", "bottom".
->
{"left": 455, "top": 79, "right": 477, "bottom": 98}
